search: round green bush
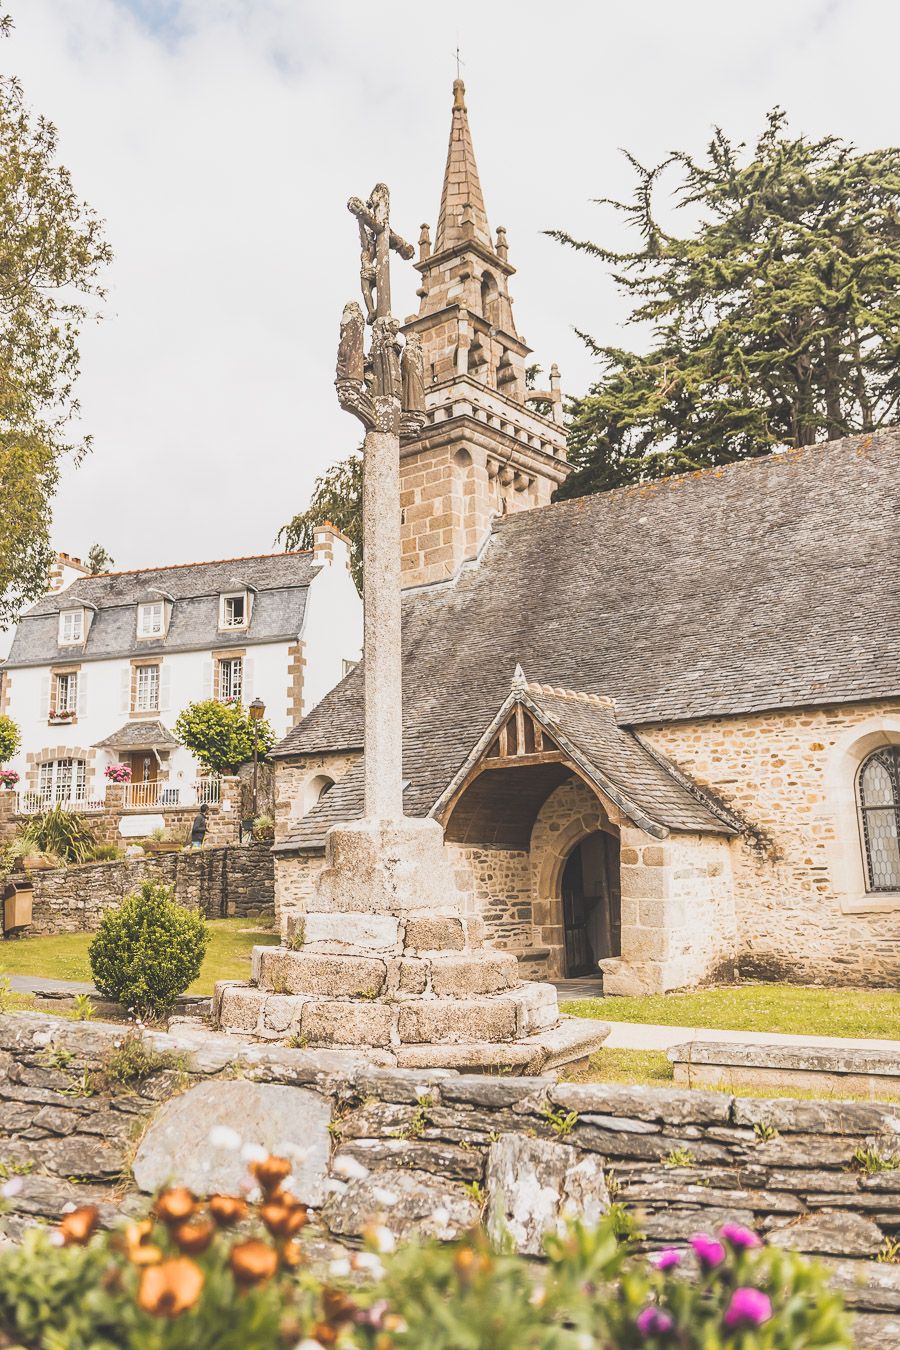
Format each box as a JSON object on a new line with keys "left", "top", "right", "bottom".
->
{"left": 88, "top": 881, "right": 209, "bottom": 1018}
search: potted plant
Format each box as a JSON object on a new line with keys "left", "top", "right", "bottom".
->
{"left": 0, "top": 769, "right": 19, "bottom": 790}
{"left": 144, "top": 826, "right": 183, "bottom": 855}
{"left": 104, "top": 763, "right": 132, "bottom": 784}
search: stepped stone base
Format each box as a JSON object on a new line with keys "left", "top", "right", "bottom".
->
{"left": 214, "top": 819, "right": 610, "bottom": 1074}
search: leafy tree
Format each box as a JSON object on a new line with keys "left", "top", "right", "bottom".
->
{"left": 0, "top": 18, "right": 111, "bottom": 627}
{"left": 174, "top": 699, "right": 276, "bottom": 776}
{"left": 0, "top": 712, "right": 19, "bottom": 762}
{"left": 549, "top": 110, "right": 900, "bottom": 496}
{"left": 86, "top": 543, "right": 114, "bottom": 574}
{"left": 278, "top": 452, "right": 362, "bottom": 588}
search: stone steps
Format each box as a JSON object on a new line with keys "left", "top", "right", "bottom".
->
{"left": 253, "top": 945, "right": 519, "bottom": 1000}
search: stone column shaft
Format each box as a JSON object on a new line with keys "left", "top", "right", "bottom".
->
{"left": 363, "top": 426, "right": 404, "bottom": 819}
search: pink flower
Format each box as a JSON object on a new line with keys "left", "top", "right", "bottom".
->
{"left": 720, "top": 1223, "right": 762, "bottom": 1251}
{"left": 724, "top": 1287, "right": 773, "bottom": 1329}
{"left": 690, "top": 1232, "right": 726, "bottom": 1270}
{"left": 636, "top": 1306, "right": 675, "bottom": 1337}
{"left": 650, "top": 1248, "right": 682, "bottom": 1271}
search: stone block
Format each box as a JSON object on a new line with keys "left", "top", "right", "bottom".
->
{"left": 485, "top": 1134, "right": 609, "bottom": 1255}
{"left": 429, "top": 952, "right": 519, "bottom": 997}
{"left": 398, "top": 998, "right": 517, "bottom": 1045}
{"left": 216, "top": 984, "right": 265, "bottom": 1033}
{"left": 619, "top": 867, "right": 666, "bottom": 900}
{"left": 303, "top": 912, "right": 399, "bottom": 952}
{"left": 257, "top": 949, "right": 386, "bottom": 997}
{"left": 404, "top": 913, "right": 466, "bottom": 951}
{"left": 262, "top": 994, "right": 305, "bottom": 1033}
{"left": 132, "top": 1079, "right": 331, "bottom": 1206}
{"left": 312, "top": 818, "right": 461, "bottom": 914}
{"left": 387, "top": 956, "right": 430, "bottom": 994}
{"left": 512, "top": 981, "right": 559, "bottom": 1035}
{"left": 323, "top": 1167, "right": 479, "bottom": 1242}
{"left": 768, "top": 1211, "right": 884, "bottom": 1258}
{"left": 301, "top": 999, "right": 394, "bottom": 1048}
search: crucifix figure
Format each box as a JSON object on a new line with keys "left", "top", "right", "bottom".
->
{"left": 335, "top": 184, "right": 426, "bottom": 820}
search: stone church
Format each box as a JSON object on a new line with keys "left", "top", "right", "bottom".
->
{"left": 271, "top": 80, "right": 900, "bottom": 995}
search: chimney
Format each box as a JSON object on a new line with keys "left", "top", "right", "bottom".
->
{"left": 312, "top": 522, "right": 352, "bottom": 572}
{"left": 47, "top": 552, "right": 92, "bottom": 594}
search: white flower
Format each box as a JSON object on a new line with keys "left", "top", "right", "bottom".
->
{"left": 333, "top": 1155, "right": 369, "bottom": 1181}
{"left": 293, "top": 1341, "right": 327, "bottom": 1350}
{"left": 240, "top": 1142, "right": 267, "bottom": 1164}
{"left": 49, "top": 1230, "right": 65, "bottom": 1247}
{"left": 432, "top": 1206, "right": 450, "bottom": 1227}
{"left": 328, "top": 1257, "right": 351, "bottom": 1278}
{"left": 368, "top": 1223, "right": 396, "bottom": 1253}
{"left": 209, "top": 1125, "right": 242, "bottom": 1151}
{"left": 413, "top": 1084, "right": 430, "bottom": 1101}
{"left": 372, "top": 1186, "right": 399, "bottom": 1207}
{"left": 352, "top": 1252, "right": 385, "bottom": 1278}
{"left": 1, "top": 1177, "right": 23, "bottom": 1199}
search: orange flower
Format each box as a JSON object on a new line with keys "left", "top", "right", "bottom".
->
{"left": 280, "top": 1239, "right": 306, "bottom": 1268}
{"left": 321, "top": 1286, "right": 356, "bottom": 1325}
{"left": 208, "top": 1193, "right": 248, "bottom": 1226}
{"left": 229, "top": 1239, "right": 279, "bottom": 1286}
{"left": 138, "top": 1257, "right": 205, "bottom": 1318}
{"left": 311, "top": 1325, "right": 338, "bottom": 1347}
{"left": 153, "top": 1187, "right": 196, "bottom": 1225}
{"left": 251, "top": 1155, "right": 292, "bottom": 1195}
{"left": 124, "top": 1219, "right": 163, "bottom": 1267}
{"left": 172, "top": 1216, "right": 215, "bottom": 1255}
{"left": 259, "top": 1200, "right": 309, "bottom": 1238}
{"left": 57, "top": 1205, "right": 99, "bottom": 1246}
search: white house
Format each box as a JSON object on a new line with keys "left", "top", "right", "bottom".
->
{"left": 0, "top": 525, "right": 361, "bottom": 811}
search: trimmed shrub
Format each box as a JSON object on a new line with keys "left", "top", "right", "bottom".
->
{"left": 88, "top": 881, "right": 209, "bottom": 1018}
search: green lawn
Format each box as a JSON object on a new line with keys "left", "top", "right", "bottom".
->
{"left": 0, "top": 918, "right": 280, "bottom": 996}
{"left": 560, "top": 984, "right": 900, "bottom": 1041}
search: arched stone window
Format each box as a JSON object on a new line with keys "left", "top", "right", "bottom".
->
{"left": 858, "top": 747, "right": 900, "bottom": 892}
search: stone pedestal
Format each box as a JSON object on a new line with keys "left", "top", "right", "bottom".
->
{"left": 214, "top": 820, "right": 609, "bottom": 1074}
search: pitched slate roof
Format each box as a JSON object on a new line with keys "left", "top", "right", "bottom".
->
{"left": 275, "top": 429, "right": 900, "bottom": 843}
{"left": 93, "top": 720, "right": 180, "bottom": 750}
{"left": 4, "top": 553, "right": 317, "bottom": 668}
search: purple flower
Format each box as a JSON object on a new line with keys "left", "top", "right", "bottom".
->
{"left": 720, "top": 1223, "right": 762, "bottom": 1251}
{"left": 637, "top": 1306, "right": 675, "bottom": 1337}
{"left": 690, "top": 1232, "right": 726, "bottom": 1270}
{"left": 724, "top": 1287, "right": 773, "bottom": 1329}
{"left": 650, "top": 1248, "right": 683, "bottom": 1271}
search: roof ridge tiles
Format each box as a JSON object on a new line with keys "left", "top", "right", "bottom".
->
{"left": 77, "top": 550, "right": 312, "bottom": 581}
{"left": 526, "top": 681, "right": 614, "bottom": 707}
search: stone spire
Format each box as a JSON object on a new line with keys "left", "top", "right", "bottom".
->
{"left": 435, "top": 79, "right": 491, "bottom": 251}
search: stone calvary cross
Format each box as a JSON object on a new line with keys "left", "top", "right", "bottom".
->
{"left": 335, "top": 184, "right": 426, "bottom": 820}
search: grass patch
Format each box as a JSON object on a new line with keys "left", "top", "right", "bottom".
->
{"left": 0, "top": 918, "right": 280, "bottom": 998}
{"left": 561, "top": 984, "right": 900, "bottom": 1040}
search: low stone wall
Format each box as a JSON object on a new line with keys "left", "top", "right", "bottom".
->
{"left": 7, "top": 842, "right": 274, "bottom": 935}
{"left": 0, "top": 1013, "right": 897, "bottom": 1345}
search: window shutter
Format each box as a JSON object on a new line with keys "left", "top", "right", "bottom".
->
{"left": 40, "top": 675, "right": 51, "bottom": 719}
{"left": 120, "top": 667, "right": 131, "bottom": 714}
{"left": 77, "top": 673, "right": 87, "bottom": 718}
{"left": 203, "top": 661, "right": 214, "bottom": 700}
{"left": 160, "top": 666, "right": 171, "bottom": 712}
{"left": 242, "top": 658, "right": 254, "bottom": 703}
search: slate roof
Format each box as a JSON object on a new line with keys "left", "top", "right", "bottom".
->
{"left": 93, "top": 720, "right": 180, "bottom": 750}
{"left": 275, "top": 429, "right": 900, "bottom": 846}
{"left": 4, "top": 553, "right": 317, "bottom": 668}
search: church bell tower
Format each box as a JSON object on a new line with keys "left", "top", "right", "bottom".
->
{"left": 399, "top": 79, "right": 568, "bottom": 588}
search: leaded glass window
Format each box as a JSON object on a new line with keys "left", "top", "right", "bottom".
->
{"left": 858, "top": 747, "right": 900, "bottom": 892}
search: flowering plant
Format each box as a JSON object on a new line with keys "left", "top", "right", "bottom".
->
{"left": 104, "top": 763, "right": 132, "bottom": 783}
{"left": 0, "top": 769, "right": 19, "bottom": 788}
{"left": 0, "top": 1148, "right": 852, "bottom": 1350}
{"left": 48, "top": 707, "right": 75, "bottom": 720}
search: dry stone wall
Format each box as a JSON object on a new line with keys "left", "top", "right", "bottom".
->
{"left": 0, "top": 1013, "right": 897, "bottom": 1346}
{"left": 7, "top": 842, "right": 274, "bottom": 935}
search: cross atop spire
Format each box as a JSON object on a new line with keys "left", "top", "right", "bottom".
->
{"left": 435, "top": 79, "right": 491, "bottom": 252}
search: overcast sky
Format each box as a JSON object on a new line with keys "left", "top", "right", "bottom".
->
{"left": 9, "top": 0, "right": 900, "bottom": 571}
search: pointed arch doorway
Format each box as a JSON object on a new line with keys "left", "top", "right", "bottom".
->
{"left": 562, "top": 831, "right": 622, "bottom": 977}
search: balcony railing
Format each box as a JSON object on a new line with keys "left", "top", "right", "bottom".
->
{"left": 122, "top": 778, "right": 221, "bottom": 810}
{"left": 15, "top": 793, "right": 105, "bottom": 816}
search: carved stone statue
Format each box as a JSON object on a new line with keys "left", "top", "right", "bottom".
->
{"left": 336, "top": 301, "right": 365, "bottom": 385}
{"left": 372, "top": 315, "right": 401, "bottom": 404}
{"left": 401, "top": 331, "right": 425, "bottom": 414}
{"left": 358, "top": 221, "right": 377, "bottom": 325}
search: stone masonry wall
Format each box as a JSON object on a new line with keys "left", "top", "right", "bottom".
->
{"left": 0, "top": 1013, "right": 897, "bottom": 1346}
{"left": 641, "top": 699, "right": 900, "bottom": 986}
{"left": 7, "top": 842, "right": 274, "bottom": 935}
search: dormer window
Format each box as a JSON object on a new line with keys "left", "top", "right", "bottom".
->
{"left": 220, "top": 591, "right": 248, "bottom": 630}
{"left": 59, "top": 609, "right": 84, "bottom": 644}
{"left": 138, "top": 601, "right": 166, "bottom": 637}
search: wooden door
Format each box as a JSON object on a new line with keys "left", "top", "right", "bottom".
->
{"left": 562, "top": 845, "right": 592, "bottom": 976}
{"left": 562, "top": 832, "right": 622, "bottom": 977}
{"left": 129, "top": 753, "right": 157, "bottom": 783}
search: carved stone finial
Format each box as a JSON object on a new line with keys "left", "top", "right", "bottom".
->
{"left": 511, "top": 663, "right": 527, "bottom": 696}
{"left": 495, "top": 225, "right": 508, "bottom": 262}
{"left": 418, "top": 223, "right": 431, "bottom": 262}
{"left": 453, "top": 78, "right": 466, "bottom": 110}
